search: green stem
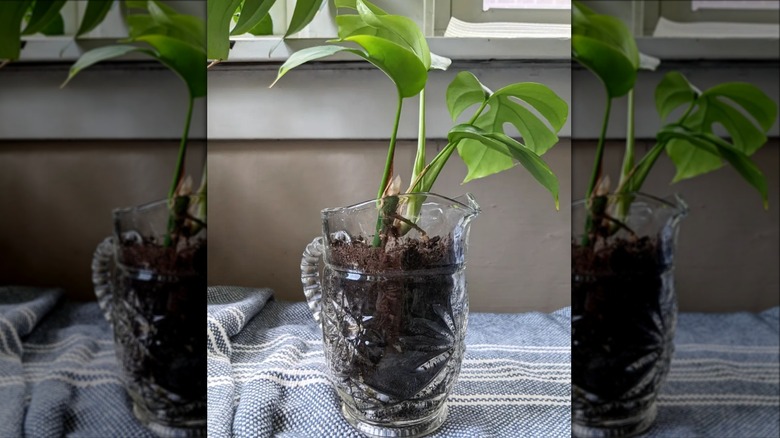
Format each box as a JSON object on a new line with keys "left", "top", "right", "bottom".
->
{"left": 615, "top": 90, "right": 636, "bottom": 221}
{"left": 615, "top": 102, "right": 696, "bottom": 197}
{"left": 168, "top": 95, "right": 194, "bottom": 200}
{"left": 585, "top": 96, "right": 612, "bottom": 200}
{"left": 164, "top": 95, "right": 195, "bottom": 247}
{"left": 376, "top": 95, "right": 404, "bottom": 200}
{"left": 400, "top": 89, "right": 428, "bottom": 236}
{"left": 408, "top": 100, "right": 489, "bottom": 193}
{"left": 372, "top": 95, "right": 405, "bottom": 247}
{"left": 411, "top": 88, "right": 426, "bottom": 184}
{"left": 619, "top": 89, "right": 635, "bottom": 185}
{"left": 581, "top": 95, "right": 612, "bottom": 247}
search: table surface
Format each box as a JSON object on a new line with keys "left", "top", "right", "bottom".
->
{"left": 1, "top": 286, "right": 777, "bottom": 437}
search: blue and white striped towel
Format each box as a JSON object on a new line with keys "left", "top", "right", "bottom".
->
{"left": 646, "top": 308, "right": 779, "bottom": 438}
{"left": 0, "top": 286, "right": 153, "bottom": 437}
{"left": 207, "top": 286, "right": 572, "bottom": 437}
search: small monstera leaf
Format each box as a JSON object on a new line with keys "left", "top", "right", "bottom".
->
{"left": 655, "top": 71, "right": 777, "bottom": 183}
{"left": 446, "top": 72, "right": 568, "bottom": 184}
{"left": 449, "top": 125, "right": 560, "bottom": 209}
{"left": 272, "top": 35, "right": 427, "bottom": 98}
{"left": 657, "top": 125, "right": 769, "bottom": 209}
{"left": 572, "top": 0, "right": 638, "bottom": 98}
{"left": 64, "top": 1, "right": 206, "bottom": 99}
{"left": 335, "top": 0, "right": 449, "bottom": 71}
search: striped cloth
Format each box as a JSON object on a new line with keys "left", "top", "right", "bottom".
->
{"left": 208, "top": 287, "right": 780, "bottom": 438}
{"left": 645, "top": 308, "right": 780, "bottom": 438}
{"left": 2, "top": 286, "right": 777, "bottom": 437}
{"left": 207, "top": 286, "right": 572, "bottom": 437}
{"left": 0, "top": 286, "right": 152, "bottom": 437}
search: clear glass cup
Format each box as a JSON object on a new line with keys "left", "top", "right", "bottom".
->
{"left": 92, "top": 197, "right": 207, "bottom": 437}
{"left": 571, "top": 193, "right": 688, "bottom": 438}
{"left": 300, "top": 193, "right": 480, "bottom": 437}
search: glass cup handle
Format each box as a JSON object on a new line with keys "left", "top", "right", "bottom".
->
{"left": 300, "top": 236, "right": 324, "bottom": 322}
{"left": 91, "top": 236, "right": 115, "bottom": 324}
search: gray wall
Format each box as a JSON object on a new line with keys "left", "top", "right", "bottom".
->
{"left": 208, "top": 139, "right": 572, "bottom": 313}
{"left": 572, "top": 139, "right": 779, "bottom": 313}
{"left": 0, "top": 141, "right": 206, "bottom": 301}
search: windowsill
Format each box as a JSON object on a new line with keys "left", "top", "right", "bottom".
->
{"left": 16, "top": 35, "right": 777, "bottom": 64}
{"left": 223, "top": 36, "right": 570, "bottom": 62}
{"left": 636, "top": 37, "right": 779, "bottom": 60}
{"left": 17, "top": 36, "right": 150, "bottom": 62}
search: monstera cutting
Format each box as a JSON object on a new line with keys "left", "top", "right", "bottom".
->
{"left": 570, "top": 2, "right": 777, "bottom": 437}
{"left": 270, "top": 1, "right": 571, "bottom": 436}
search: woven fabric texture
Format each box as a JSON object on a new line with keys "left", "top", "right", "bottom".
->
{"left": 2, "top": 286, "right": 777, "bottom": 437}
{"left": 207, "top": 286, "right": 780, "bottom": 438}
{"left": 207, "top": 286, "right": 572, "bottom": 437}
{"left": 0, "top": 286, "right": 152, "bottom": 437}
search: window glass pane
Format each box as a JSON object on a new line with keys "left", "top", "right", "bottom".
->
{"left": 483, "top": 0, "right": 570, "bottom": 10}
{"left": 692, "top": 1, "right": 779, "bottom": 11}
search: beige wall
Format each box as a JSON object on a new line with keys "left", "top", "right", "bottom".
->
{"left": 0, "top": 141, "right": 205, "bottom": 301}
{"left": 572, "top": 139, "right": 780, "bottom": 312}
{"left": 208, "top": 139, "right": 572, "bottom": 313}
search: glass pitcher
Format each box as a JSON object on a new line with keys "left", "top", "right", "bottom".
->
{"left": 571, "top": 193, "right": 688, "bottom": 438}
{"left": 300, "top": 193, "right": 480, "bottom": 437}
{"left": 92, "top": 197, "right": 207, "bottom": 437}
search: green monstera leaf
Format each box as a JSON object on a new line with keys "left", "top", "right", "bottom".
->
{"left": 446, "top": 72, "right": 568, "bottom": 184}
{"left": 449, "top": 125, "right": 560, "bottom": 209}
{"left": 231, "top": 0, "right": 277, "bottom": 36}
{"left": 655, "top": 72, "right": 777, "bottom": 183}
{"left": 65, "top": 2, "right": 206, "bottom": 99}
{"left": 23, "top": 0, "right": 67, "bottom": 36}
{"left": 76, "top": 0, "right": 115, "bottom": 37}
{"left": 657, "top": 125, "right": 769, "bottom": 208}
{"left": 572, "top": 1, "right": 638, "bottom": 99}
{"left": 272, "top": 35, "right": 427, "bottom": 98}
{"left": 0, "top": 1, "right": 31, "bottom": 60}
{"left": 335, "top": 0, "right": 449, "bottom": 71}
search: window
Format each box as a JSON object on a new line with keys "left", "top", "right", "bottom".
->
{"left": 484, "top": 0, "right": 571, "bottom": 11}
{"left": 692, "top": 1, "right": 779, "bottom": 11}
{"left": 18, "top": 1, "right": 205, "bottom": 61}
{"left": 226, "top": 0, "right": 570, "bottom": 62}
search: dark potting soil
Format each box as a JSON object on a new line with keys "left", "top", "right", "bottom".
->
{"left": 113, "top": 238, "right": 207, "bottom": 427}
{"left": 572, "top": 236, "right": 676, "bottom": 420}
{"left": 330, "top": 235, "right": 456, "bottom": 273}
{"left": 322, "top": 235, "right": 466, "bottom": 422}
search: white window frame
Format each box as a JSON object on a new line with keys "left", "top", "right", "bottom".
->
{"left": 578, "top": 0, "right": 778, "bottom": 60}
{"left": 228, "top": 0, "right": 570, "bottom": 62}
{"left": 18, "top": 0, "right": 205, "bottom": 62}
